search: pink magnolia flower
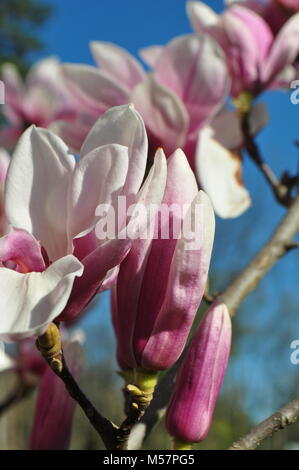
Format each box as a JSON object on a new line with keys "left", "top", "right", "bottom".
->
{"left": 225, "top": 1, "right": 291, "bottom": 33}
{"left": 165, "top": 301, "right": 232, "bottom": 444}
{"left": 30, "top": 335, "right": 83, "bottom": 450}
{"left": 0, "top": 58, "right": 77, "bottom": 150}
{"left": 132, "top": 34, "right": 230, "bottom": 166}
{"left": 187, "top": 2, "right": 299, "bottom": 97}
{"left": 0, "top": 104, "right": 166, "bottom": 339}
{"left": 57, "top": 36, "right": 229, "bottom": 165}
{"left": 113, "top": 149, "right": 215, "bottom": 371}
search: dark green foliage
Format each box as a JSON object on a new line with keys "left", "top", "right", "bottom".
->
{"left": 0, "top": 0, "right": 53, "bottom": 75}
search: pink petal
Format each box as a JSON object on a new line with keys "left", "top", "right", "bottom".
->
{"left": 262, "top": 13, "right": 299, "bottom": 85}
{"left": 61, "top": 149, "right": 167, "bottom": 323}
{"left": 0, "top": 228, "right": 45, "bottom": 273}
{"left": 131, "top": 74, "right": 189, "bottom": 154}
{"left": 133, "top": 150, "right": 199, "bottom": 365}
{"left": 90, "top": 41, "right": 145, "bottom": 90}
{"left": 61, "top": 64, "right": 129, "bottom": 115}
{"left": 141, "top": 190, "right": 215, "bottom": 370}
{"left": 165, "top": 301, "right": 231, "bottom": 443}
{"left": 154, "top": 34, "right": 229, "bottom": 133}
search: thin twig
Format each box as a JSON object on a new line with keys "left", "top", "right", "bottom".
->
{"left": 241, "top": 111, "right": 295, "bottom": 207}
{"left": 56, "top": 356, "right": 118, "bottom": 449}
{"left": 221, "top": 191, "right": 299, "bottom": 316}
{"left": 228, "top": 398, "right": 299, "bottom": 450}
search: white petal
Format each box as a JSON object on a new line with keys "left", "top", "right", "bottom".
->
{"left": 0, "top": 255, "right": 83, "bottom": 342}
{"left": 68, "top": 144, "right": 129, "bottom": 241}
{"left": 196, "top": 127, "right": 251, "bottom": 218}
{"left": 80, "top": 104, "right": 148, "bottom": 196}
{"left": 5, "top": 126, "right": 75, "bottom": 261}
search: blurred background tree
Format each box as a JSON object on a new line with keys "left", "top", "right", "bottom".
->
{"left": 0, "top": 0, "right": 53, "bottom": 75}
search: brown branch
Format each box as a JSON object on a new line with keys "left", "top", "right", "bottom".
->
{"left": 221, "top": 191, "right": 299, "bottom": 316}
{"left": 241, "top": 111, "right": 296, "bottom": 207}
{"left": 56, "top": 356, "right": 118, "bottom": 450}
{"left": 228, "top": 398, "right": 299, "bottom": 450}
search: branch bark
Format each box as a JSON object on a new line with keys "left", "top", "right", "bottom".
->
{"left": 228, "top": 398, "right": 299, "bottom": 450}
{"left": 221, "top": 191, "right": 299, "bottom": 316}
{"left": 241, "top": 111, "right": 295, "bottom": 207}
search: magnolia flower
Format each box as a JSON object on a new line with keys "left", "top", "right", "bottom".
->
{"left": 187, "top": 2, "right": 299, "bottom": 97}
{"left": 132, "top": 34, "right": 230, "bottom": 165}
{"left": 0, "top": 58, "right": 77, "bottom": 151}
{"left": 54, "top": 42, "right": 145, "bottom": 151}
{"left": 165, "top": 301, "right": 232, "bottom": 446}
{"left": 30, "top": 335, "right": 84, "bottom": 450}
{"left": 57, "top": 36, "right": 229, "bottom": 164}
{"left": 113, "top": 149, "right": 215, "bottom": 371}
{"left": 0, "top": 104, "right": 166, "bottom": 340}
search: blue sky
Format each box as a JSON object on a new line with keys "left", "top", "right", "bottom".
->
{"left": 33, "top": 0, "right": 299, "bottom": 422}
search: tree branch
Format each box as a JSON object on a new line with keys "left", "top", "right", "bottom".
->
{"left": 57, "top": 356, "right": 118, "bottom": 450}
{"left": 221, "top": 191, "right": 299, "bottom": 316}
{"left": 228, "top": 398, "right": 299, "bottom": 450}
{"left": 241, "top": 111, "right": 297, "bottom": 207}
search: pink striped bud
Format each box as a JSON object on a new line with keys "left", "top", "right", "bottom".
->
{"left": 165, "top": 301, "right": 231, "bottom": 445}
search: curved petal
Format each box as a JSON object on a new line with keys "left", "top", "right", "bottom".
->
{"left": 113, "top": 149, "right": 168, "bottom": 368}
{"left": 0, "top": 228, "right": 45, "bottom": 273}
{"left": 139, "top": 46, "right": 164, "bottom": 68}
{"left": 262, "top": 13, "right": 299, "bottom": 84}
{"left": 132, "top": 150, "right": 199, "bottom": 364}
{"left": 62, "top": 148, "right": 167, "bottom": 324}
{"left": 186, "top": 1, "right": 218, "bottom": 32}
{"left": 68, "top": 144, "right": 129, "bottom": 242}
{"left": 0, "top": 255, "right": 83, "bottom": 342}
{"left": 80, "top": 104, "right": 148, "bottom": 196}
{"left": 196, "top": 127, "right": 251, "bottom": 218}
{"left": 5, "top": 126, "right": 75, "bottom": 262}
{"left": 141, "top": 190, "right": 215, "bottom": 370}
{"left": 90, "top": 41, "right": 145, "bottom": 90}
{"left": 61, "top": 64, "right": 129, "bottom": 114}
{"left": 131, "top": 74, "right": 189, "bottom": 154}
{"left": 154, "top": 34, "right": 229, "bottom": 132}
{"left": 165, "top": 301, "right": 231, "bottom": 443}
